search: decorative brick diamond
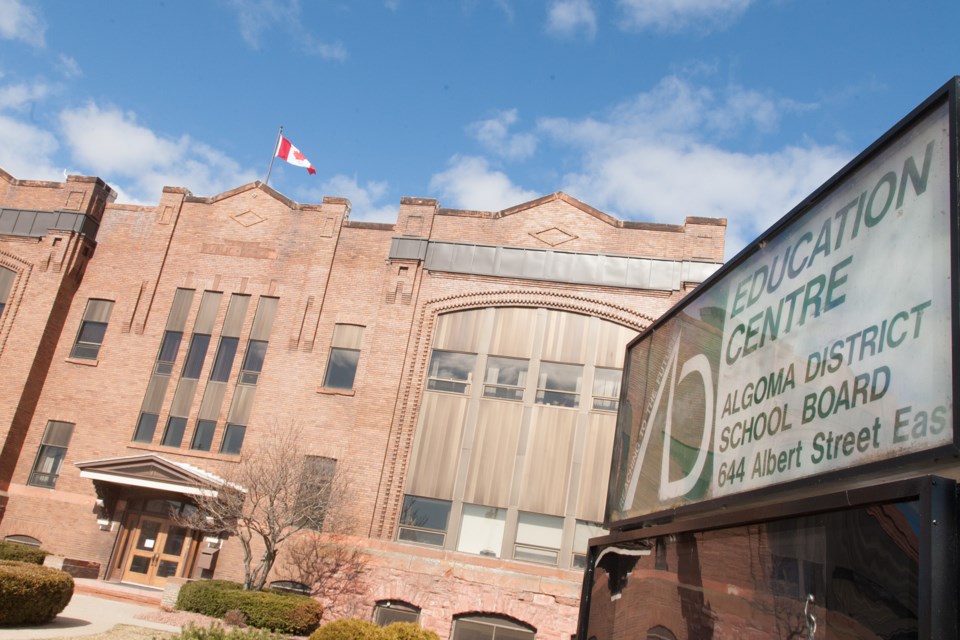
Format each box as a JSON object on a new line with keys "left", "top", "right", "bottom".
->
{"left": 233, "top": 210, "right": 265, "bottom": 227}
{"left": 532, "top": 227, "right": 576, "bottom": 246}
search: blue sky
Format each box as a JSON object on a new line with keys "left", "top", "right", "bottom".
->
{"left": 1, "top": 0, "right": 957, "bottom": 257}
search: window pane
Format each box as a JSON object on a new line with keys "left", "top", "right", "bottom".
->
{"left": 536, "top": 362, "right": 582, "bottom": 407}
{"left": 133, "top": 413, "right": 159, "bottom": 443}
{"left": 182, "top": 334, "right": 210, "bottom": 379}
{"left": 515, "top": 512, "right": 563, "bottom": 565}
{"left": 77, "top": 320, "right": 107, "bottom": 344}
{"left": 483, "top": 356, "right": 528, "bottom": 401}
{"left": 400, "top": 495, "right": 451, "bottom": 531}
{"left": 593, "top": 367, "right": 621, "bottom": 411}
{"left": 28, "top": 445, "right": 66, "bottom": 488}
{"left": 457, "top": 504, "right": 506, "bottom": 557}
{"left": 242, "top": 340, "right": 268, "bottom": 373}
{"left": 162, "top": 417, "right": 187, "bottom": 447}
{"left": 220, "top": 424, "right": 246, "bottom": 454}
{"left": 209, "top": 337, "right": 239, "bottom": 382}
{"left": 323, "top": 347, "right": 359, "bottom": 390}
{"left": 156, "top": 331, "right": 183, "bottom": 374}
{"left": 191, "top": 420, "right": 216, "bottom": 451}
{"left": 71, "top": 320, "right": 107, "bottom": 359}
{"left": 374, "top": 603, "right": 420, "bottom": 626}
{"left": 427, "top": 350, "right": 476, "bottom": 393}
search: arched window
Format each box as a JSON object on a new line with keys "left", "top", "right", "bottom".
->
{"left": 4, "top": 534, "right": 41, "bottom": 547}
{"left": 373, "top": 600, "right": 420, "bottom": 626}
{"left": 451, "top": 614, "right": 536, "bottom": 640}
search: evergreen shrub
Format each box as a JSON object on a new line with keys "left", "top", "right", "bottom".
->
{"left": 308, "top": 618, "right": 385, "bottom": 640}
{"left": 0, "top": 560, "right": 74, "bottom": 625}
{"left": 176, "top": 579, "right": 322, "bottom": 635}
{"left": 0, "top": 541, "right": 47, "bottom": 564}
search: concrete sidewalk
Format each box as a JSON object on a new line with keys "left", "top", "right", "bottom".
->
{"left": 0, "top": 582, "right": 182, "bottom": 639}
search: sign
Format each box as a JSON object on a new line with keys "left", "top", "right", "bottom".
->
{"left": 608, "top": 91, "right": 956, "bottom": 524}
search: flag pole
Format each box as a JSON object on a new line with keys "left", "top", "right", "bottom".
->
{"left": 264, "top": 125, "right": 283, "bottom": 186}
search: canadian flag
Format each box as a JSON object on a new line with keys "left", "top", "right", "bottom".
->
{"left": 275, "top": 135, "right": 316, "bottom": 175}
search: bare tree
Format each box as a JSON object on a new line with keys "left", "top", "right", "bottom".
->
{"left": 177, "top": 425, "right": 348, "bottom": 591}
{"left": 276, "top": 532, "right": 369, "bottom": 619}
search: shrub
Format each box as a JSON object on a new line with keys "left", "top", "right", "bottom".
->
{"left": 381, "top": 622, "right": 440, "bottom": 640}
{"left": 177, "top": 580, "right": 322, "bottom": 635}
{"left": 308, "top": 618, "right": 384, "bottom": 640}
{"left": 178, "top": 623, "right": 283, "bottom": 639}
{"left": 0, "top": 560, "right": 73, "bottom": 625}
{"left": 0, "top": 541, "right": 47, "bottom": 565}
{"left": 223, "top": 609, "right": 247, "bottom": 627}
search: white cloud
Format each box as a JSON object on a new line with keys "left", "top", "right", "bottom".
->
{"left": 302, "top": 174, "right": 397, "bottom": 222}
{"left": 617, "top": 0, "right": 752, "bottom": 32}
{"left": 224, "top": 0, "right": 347, "bottom": 59}
{"left": 57, "top": 55, "right": 82, "bottom": 78}
{"left": 537, "top": 76, "right": 850, "bottom": 257}
{"left": 59, "top": 102, "right": 257, "bottom": 202}
{"left": 0, "top": 0, "right": 45, "bottom": 47}
{"left": 547, "top": 0, "right": 597, "bottom": 39}
{"left": 429, "top": 155, "right": 539, "bottom": 211}
{"left": 0, "top": 114, "right": 60, "bottom": 180}
{"left": 0, "top": 81, "right": 53, "bottom": 111}
{"left": 468, "top": 109, "right": 537, "bottom": 160}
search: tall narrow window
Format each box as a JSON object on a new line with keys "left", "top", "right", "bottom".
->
{"left": 70, "top": 299, "right": 114, "bottom": 360}
{"left": 132, "top": 412, "right": 159, "bottom": 443}
{"left": 297, "top": 456, "right": 337, "bottom": 530}
{"left": 161, "top": 416, "right": 187, "bottom": 447}
{"left": 182, "top": 334, "right": 211, "bottom": 379}
{"left": 209, "top": 337, "right": 239, "bottom": 382}
{"left": 28, "top": 421, "right": 74, "bottom": 488}
{"left": 323, "top": 324, "right": 364, "bottom": 390}
{"left": 219, "top": 423, "right": 246, "bottom": 455}
{"left": 0, "top": 266, "right": 14, "bottom": 321}
{"left": 190, "top": 419, "right": 216, "bottom": 451}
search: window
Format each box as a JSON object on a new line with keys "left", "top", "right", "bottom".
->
{"left": 219, "top": 423, "right": 246, "bottom": 455}
{"left": 28, "top": 421, "right": 74, "bottom": 488}
{"left": 239, "top": 340, "right": 268, "bottom": 385}
{"left": 514, "top": 512, "right": 563, "bottom": 565}
{"left": 592, "top": 367, "right": 622, "bottom": 411}
{"left": 155, "top": 331, "right": 183, "bottom": 375}
{"left": 70, "top": 299, "right": 114, "bottom": 360}
{"left": 161, "top": 416, "right": 187, "bottom": 447}
{"left": 297, "top": 456, "right": 337, "bottom": 531}
{"left": 457, "top": 504, "right": 506, "bottom": 558}
{"left": 323, "top": 324, "right": 364, "bottom": 390}
{"left": 0, "top": 266, "right": 14, "bottom": 321}
{"left": 535, "top": 362, "right": 582, "bottom": 407}
{"left": 398, "top": 495, "right": 451, "bottom": 547}
{"left": 373, "top": 601, "right": 420, "bottom": 626}
{"left": 483, "top": 356, "right": 528, "bottom": 401}
{"left": 190, "top": 419, "right": 216, "bottom": 451}
{"left": 426, "top": 350, "right": 476, "bottom": 393}
{"left": 132, "top": 412, "right": 159, "bottom": 443}
{"left": 572, "top": 521, "right": 606, "bottom": 569}
{"left": 209, "top": 337, "right": 239, "bottom": 382}
{"left": 451, "top": 615, "right": 535, "bottom": 640}
{"left": 182, "top": 334, "right": 211, "bottom": 379}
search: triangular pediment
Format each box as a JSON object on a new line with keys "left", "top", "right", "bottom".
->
{"left": 76, "top": 454, "right": 231, "bottom": 495}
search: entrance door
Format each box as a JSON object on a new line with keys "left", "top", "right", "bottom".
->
{"left": 121, "top": 515, "right": 191, "bottom": 588}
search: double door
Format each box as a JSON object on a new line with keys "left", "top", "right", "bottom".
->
{"left": 121, "top": 514, "right": 193, "bottom": 588}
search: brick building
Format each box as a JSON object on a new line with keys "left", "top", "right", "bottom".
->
{"left": 0, "top": 167, "right": 724, "bottom": 639}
